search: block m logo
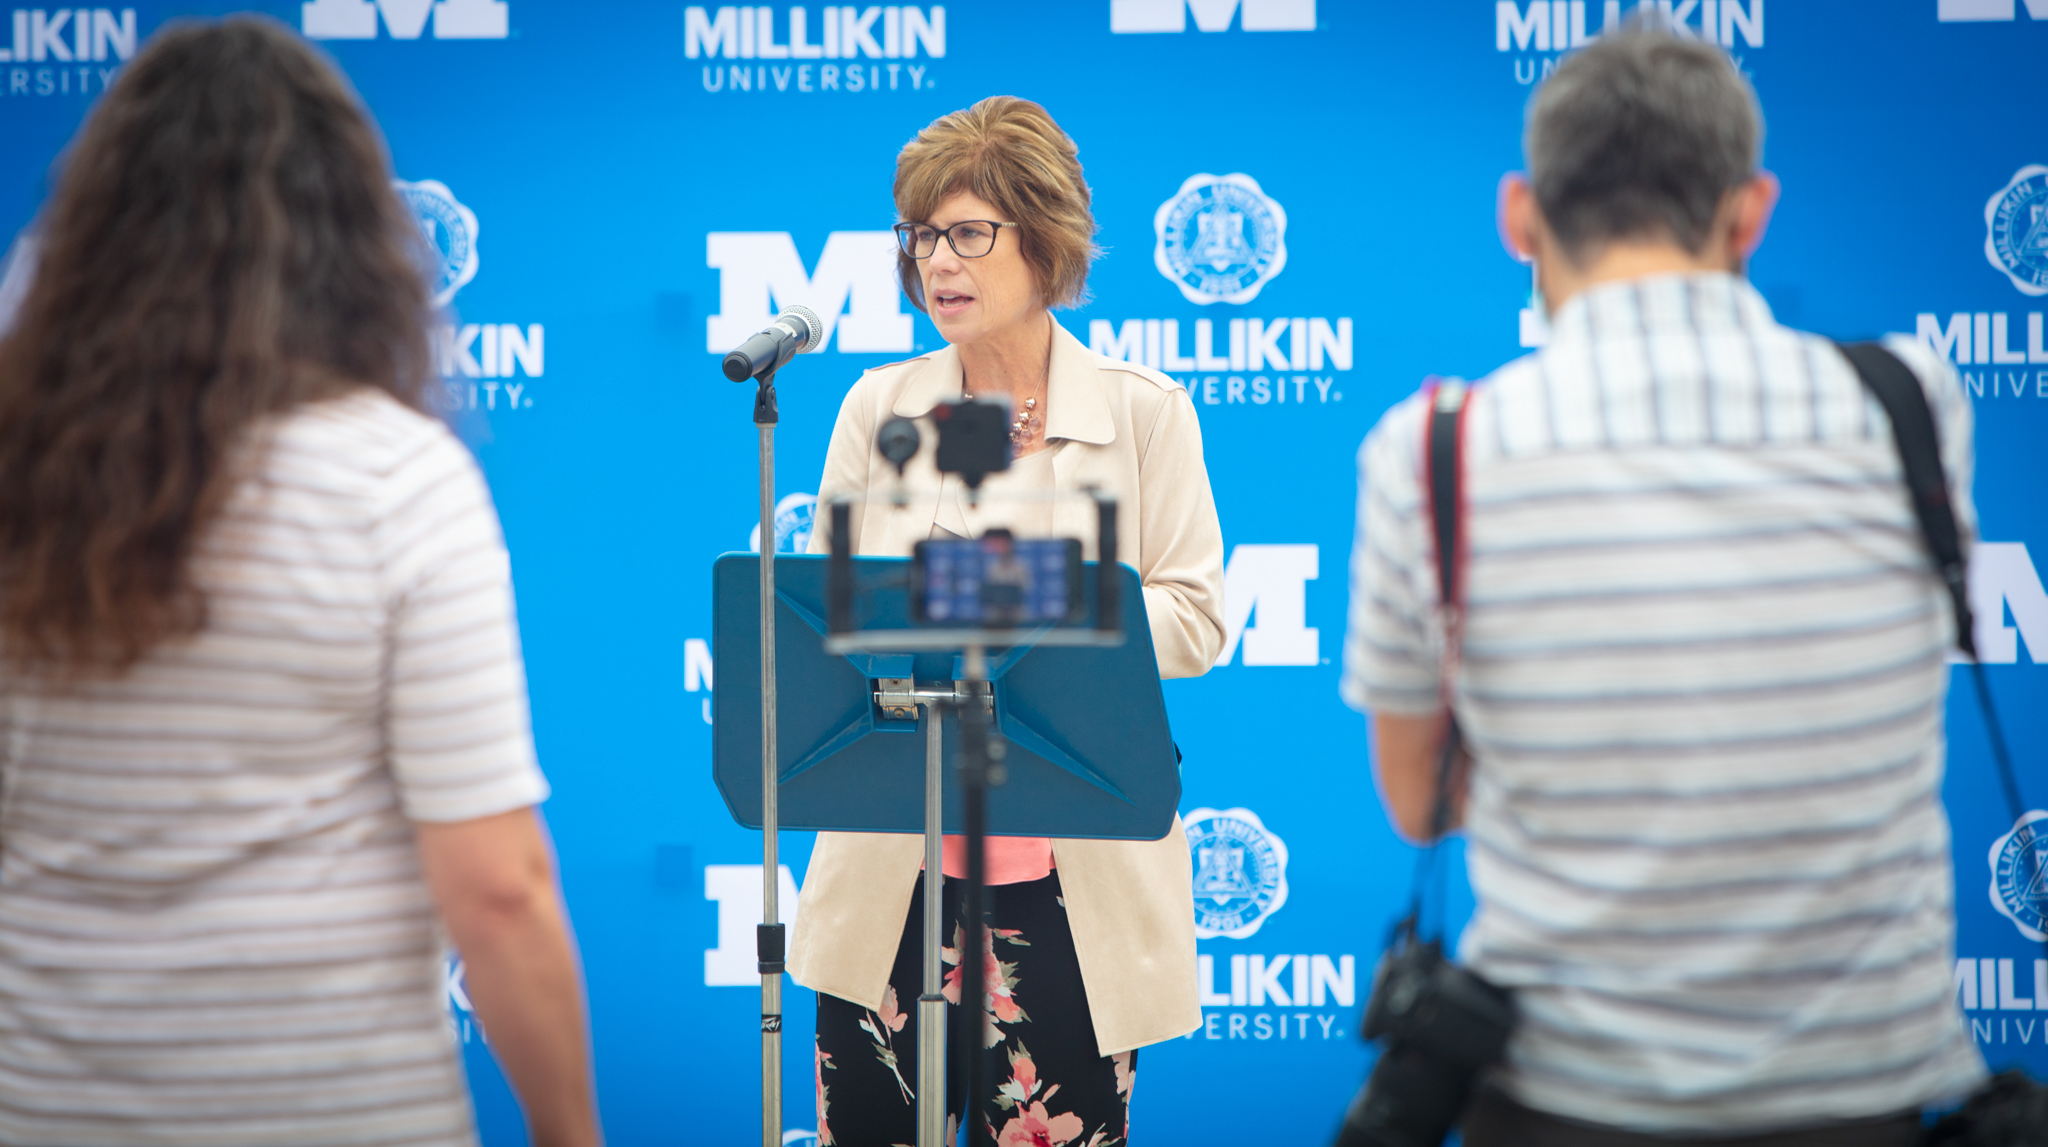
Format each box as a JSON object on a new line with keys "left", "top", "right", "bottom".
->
{"left": 1974, "top": 542, "right": 2048, "bottom": 664}
{"left": 1111, "top": 0, "right": 1315, "bottom": 33}
{"left": 706, "top": 232, "right": 913, "bottom": 355}
{"left": 1215, "top": 544, "right": 1318, "bottom": 667}
{"left": 303, "top": 0, "right": 508, "bottom": 40}
{"left": 1938, "top": 0, "right": 2048, "bottom": 20}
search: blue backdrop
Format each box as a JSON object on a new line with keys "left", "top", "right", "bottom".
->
{"left": 3, "top": 2, "right": 2046, "bottom": 1142}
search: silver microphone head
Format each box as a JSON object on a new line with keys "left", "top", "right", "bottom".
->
{"left": 779, "top": 305, "right": 826, "bottom": 354}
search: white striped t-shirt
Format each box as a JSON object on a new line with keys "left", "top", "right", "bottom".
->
{"left": 0, "top": 390, "right": 548, "bottom": 1146}
{"left": 1342, "top": 273, "right": 1987, "bottom": 1131}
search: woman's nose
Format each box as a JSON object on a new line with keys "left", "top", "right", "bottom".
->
{"left": 927, "top": 244, "right": 965, "bottom": 275}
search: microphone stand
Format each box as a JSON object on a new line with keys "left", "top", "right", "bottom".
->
{"left": 753, "top": 369, "right": 785, "bottom": 1147}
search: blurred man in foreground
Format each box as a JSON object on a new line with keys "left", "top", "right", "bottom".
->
{"left": 1342, "top": 25, "right": 1985, "bottom": 1144}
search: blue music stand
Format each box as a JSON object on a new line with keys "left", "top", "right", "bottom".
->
{"left": 711, "top": 554, "right": 1181, "bottom": 840}
{"left": 713, "top": 550, "right": 1182, "bottom": 1147}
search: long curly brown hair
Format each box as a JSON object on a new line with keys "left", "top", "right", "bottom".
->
{"left": 0, "top": 16, "right": 434, "bottom": 675}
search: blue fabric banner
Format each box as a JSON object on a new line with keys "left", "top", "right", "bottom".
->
{"left": 2, "top": 2, "right": 2043, "bottom": 1141}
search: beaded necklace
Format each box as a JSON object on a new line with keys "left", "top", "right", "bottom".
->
{"left": 963, "top": 388, "right": 1043, "bottom": 448}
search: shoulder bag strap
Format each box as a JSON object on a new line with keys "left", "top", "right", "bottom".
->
{"left": 1422, "top": 380, "right": 1470, "bottom": 846}
{"left": 1392, "top": 379, "right": 1472, "bottom": 943}
{"left": 1837, "top": 343, "right": 2037, "bottom": 904}
{"left": 1836, "top": 342, "right": 1976, "bottom": 658}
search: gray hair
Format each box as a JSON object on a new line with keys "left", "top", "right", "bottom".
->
{"left": 1525, "top": 24, "right": 1763, "bottom": 262}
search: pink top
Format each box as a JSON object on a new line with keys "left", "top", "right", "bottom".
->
{"left": 939, "top": 835, "right": 1055, "bottom": 885}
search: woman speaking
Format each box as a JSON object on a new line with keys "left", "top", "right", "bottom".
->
{"left": 790, "top": 97, "right": 1225, "bottom": 1145}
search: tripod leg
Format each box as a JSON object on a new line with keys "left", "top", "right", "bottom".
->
{"left": 957, "top": 644, "right": 992, "bottom": 1145}
{"left": 917, "top": 702, "right": 947, "bottom": 1147}
{"left": 960, "top": 733, "right": 987, "bottom": 1144}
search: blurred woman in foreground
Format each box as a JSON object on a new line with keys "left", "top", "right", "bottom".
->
{"left": 0, "top": 18, "right": 596, "bottom": 1147}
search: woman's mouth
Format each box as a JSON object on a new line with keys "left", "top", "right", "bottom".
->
{"left": 933, "top": 291, "right": 975, "bottom": 316}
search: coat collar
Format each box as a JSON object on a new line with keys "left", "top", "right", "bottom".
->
{"left": 886, "top": 318, "right": 1117, "bottom": 447}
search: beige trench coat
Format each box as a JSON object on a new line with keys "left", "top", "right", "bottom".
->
{"left": 787, "top": 319, "right": 1226, "bottom": 1056}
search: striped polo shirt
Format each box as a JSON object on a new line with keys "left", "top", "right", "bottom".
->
{"left": 1342, "top": 272, "right": 1987, "bottom": 1130}
{"left": 0, "top": 391, "right": 548, "bottom": 1146}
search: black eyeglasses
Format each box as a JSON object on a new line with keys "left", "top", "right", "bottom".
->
{"left": 893, "top": 220, "right": 1018, "bottom": 259}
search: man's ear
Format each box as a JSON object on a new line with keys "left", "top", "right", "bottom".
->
{"left": 1499, "top": 174, "right": 1541, "bottom": 264}
{"left": 1727, "top": 171, "right": 1780, "bottom": 261}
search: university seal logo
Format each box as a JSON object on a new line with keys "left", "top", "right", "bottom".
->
{"left": 750, "top": 492, "right": 817, "bottom": 554}
{"left": 1990, "top": 809, "right": 2048, "bottom": 942}
{"left": 1185, "top": 806, "right": 1289, "bottom": 939}
{"left": 1984, "top": 165, "right": 2048, "bottom": 297}
{"left": 395, "top": 179, "right": 481, "bottom": 307}
{"left": 1153, "top": 173, "right": 1288, "bottom": 306}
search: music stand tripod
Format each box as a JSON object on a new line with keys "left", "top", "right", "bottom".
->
{"left": 823, "top": 488, "right": 1125, "bottom": 1147}
{"left": 714, "top": 403, "right": 1182, "bottom": 1147}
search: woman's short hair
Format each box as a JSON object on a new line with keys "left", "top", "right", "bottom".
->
{"left": 893, "top": 96, "right": 1097, "bottom": 313}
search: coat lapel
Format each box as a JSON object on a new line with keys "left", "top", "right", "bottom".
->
{"left": 874, "top": 348, "right": 963, "bottom": 548}
{"left": 1044, "top": 321, "right": 1116, "bottom": 447}
{"left": 887, "top": 345, "right": 963, "bottom": 420}
{"left": 1045, "top": 323, "right": 1120, "bottom": 560}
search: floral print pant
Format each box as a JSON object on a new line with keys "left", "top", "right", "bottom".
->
{"left": 814, "top": 872, "right": 1136, "bottom": 1147}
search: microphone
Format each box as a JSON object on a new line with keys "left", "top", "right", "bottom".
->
{"left": 722, "top": 305, "right": 825, "bottom": 382}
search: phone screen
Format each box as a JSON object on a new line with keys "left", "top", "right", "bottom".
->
{"left": 912, "top": 535, "right": 1082, "bottom": 626}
